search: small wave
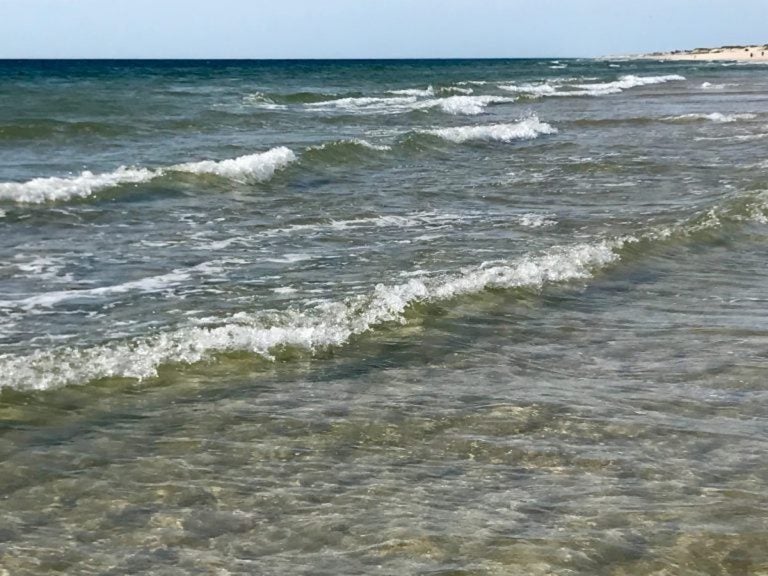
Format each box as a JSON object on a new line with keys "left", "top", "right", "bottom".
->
{"left": 0, "top": 147, "right": 296, "bottom": 203}
{"left": 244, "top": 91, "right": 350, "bottom": 106}
{"left": 171, "top": 147, "right": 296, "bottom": 181}
{"left": 499, "top": 83, "right": 559, "bottom": 97}
{"left": 388, "top": 86, "right": 435, "bottom": 97}
{"left": 0, "top": 240, "right": 619, "bottom": 391}
{"left": 437, "top": 86, "right": 474, "bottom": 95}
{"left": 303, "top": 93, "right": 513, "bottom": 116}
{"left": 419, "top": 95, "right": 517, "bottom": 115}
{"left": 500, "top": 74, "right": 685, "bottom": 98}
{"left": 421, "top": 116, "right": 557, "bottom": 143}
{"left": 0, "top": 167, "right": 156, "bottom": 204}
{"left": 663, "top": 113, "right": 756, "bottom": 124}
{"left": 306, "top": 138, "right": 391, "bottom": 154}
{"left": 10, "top": 186, "right": 768, "bottom": 391}
{"left": 306, "top": 95, "right": 419, "bottom": 114}
{"left": 569, "top": 74, "right": 686, "bottom": 96}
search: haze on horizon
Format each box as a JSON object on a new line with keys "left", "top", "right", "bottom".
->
{"left": 1, "top": 0, "right": 767, "bottom": 59}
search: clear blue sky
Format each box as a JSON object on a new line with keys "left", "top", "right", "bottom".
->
{"left": 1, "top": 0, "right": 767, "bottom": 59}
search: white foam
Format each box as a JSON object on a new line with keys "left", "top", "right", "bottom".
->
{"left": 0, "top": 147, "right": 297, "bottom": 204}
{"left": 305, "top": 95, "right": 419, "bottom": 114}
{"left": 13, "top": 255, "right": 73, "bottom": 282}
{"left": 264, "top": 253, "right": 312, "bottom": 264}
{"left": 389, "top": 86, "right": 435, "bottom": 97}
{"left": 518, "top": 213, "right": 557, "bottom": 228}
{"left": 438, "top": 86, "right": 474, "bottom": 95}
{"left": 0, "top": 240, "right": 622, "bottom": 391}
{"left": 419, "top": 95, "right": 517, "bottom": 115}
{"left": 242, "top": 92, "right": 287, "bottom": 110}
{"left": 262, "top": 211, "right": 464, "bottom": 238}
{"left": 423, "top": 116, "right": 557, "bottom": 143}
{"left": 307, "top": 139, "right": 392, "bottom": 152}
{"left": 0, "top": 167, "right": 156, "bottom": 204}
{"left": 500, "top": 74, "right": 685, "bottom": 99}
{"left": 172, "top": 146, "right": 296, "bottom": 181}
{"left": 663, "top": 113, "right": 756, "bottom": 123}
{"left": 0, "top": 261, "right": 220, "bottom": 310}
{"left": 568, "top": 74, "right": 686, "bottom": 96}
{"left": 499, "top": 83, "right": 559, "bottom": 97}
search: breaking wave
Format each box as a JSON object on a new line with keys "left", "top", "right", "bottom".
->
{"left": 5, "top": 185, "right": 768, "bottom": 392}
{"left": 171, "top": 147, "right": 296, "bottom": 181}
{"left": 422, "top": 116, "right": 557, "bottom": 143}
{"left": 0, "top": 167, "right": 156, "bottom": 204}
{"left": 500, "top": 74, "right": 686, "bottom": 98}
{"left": 0, "top": 147, "right": 297, "bottom": 204}
{"left": 0, "top": 240, "right": 620, "bottom": 391}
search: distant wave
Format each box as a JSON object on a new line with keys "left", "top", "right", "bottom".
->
{"left": 422, "top": 116, "right": 557, "bottom": 143}
{"left": 0, "top": 147, "right": 296, "bottom": 204}
{"left": 662, "top": 113, "right": 756, "bottom": 124}
{"left": 500, "top": 74, "right": 686, "bottom": 98}
{"left": 263, "top": 93, "right": 517, "bottom": 116}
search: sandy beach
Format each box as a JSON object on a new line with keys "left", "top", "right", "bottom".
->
{"left": 649, "top": 44, "right": 768, "bottom": 62}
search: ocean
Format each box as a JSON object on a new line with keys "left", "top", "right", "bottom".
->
{"left": 1, "top": 58, "right": 767, "bottom": 574}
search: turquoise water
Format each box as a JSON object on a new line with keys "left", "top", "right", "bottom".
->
{"left": 1, "top": 58, "right": 768, "bottom": 574}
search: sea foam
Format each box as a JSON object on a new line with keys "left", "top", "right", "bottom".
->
{"left": 419, "top": 95, "right": 517, "bottom": 115}
{"left": 0, "top": 147, "right": 296, "bottom": 203}
{"left": 0, "top": 240, "right": 621, "bottom": 391}
{"left": 423, "top": 116, "right": 557, "bottom": 143}
{"left": 500, "top": 74, "right": 686, "bottom": 98}
{"left": 172, "top": 147, "right": 296, "bottom": 181}
{"left": 0, "top": 167, "right": 156, "bottom": 204}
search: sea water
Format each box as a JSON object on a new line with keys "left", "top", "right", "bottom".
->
{"left": 1, "top": 59, "right": 768, "bottom": 574}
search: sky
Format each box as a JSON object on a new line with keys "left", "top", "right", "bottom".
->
{"left": 1, "top": 0, "right": 767, "bottom": 59}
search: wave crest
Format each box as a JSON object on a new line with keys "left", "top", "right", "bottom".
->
{"left": 0, "top": 147, "right": 296, "bottom": 203}
{"left": 0, "top": 240, "right": 619, "bottom": 391}
{"left": 171, "top": 147, "right": 296, "bottom": 181}
{"left": 422, "top": 116, "right": 557, "bottom": 143}
{"left": 0, "top": 167, "right": 156, "bottom": 204}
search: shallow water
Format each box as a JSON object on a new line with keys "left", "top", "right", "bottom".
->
{"left": 1, "top": 58, "right": 768, "bottom": 575}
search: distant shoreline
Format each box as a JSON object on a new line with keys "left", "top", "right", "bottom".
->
{"left": 640, "top": 44, "right": 768, "bottom": 62}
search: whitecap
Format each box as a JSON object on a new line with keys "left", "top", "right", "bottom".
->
{"left": 567, "top": 74, "right": 686, "bottom": 96}
{"left": 305, "top": 95, "right": 419, "bottom": 114}
{"left": 388, "top": 86, "right": 435, "bottom": 97}
{"left": 418, "top": 95, "right": 517, "bottom": 115}
{"left": 0, "top": 166, "right": 156, "bottom": 204}
{"left": 422, "top": 116, "right": 557, "bottom": 143}
{"left": 172, "top": 146, "right": 296, "bottom": 181}
{"left": 0, "top": 147, "right": 297, "bottom": 204}
{"left": 500, "top": 74, "right": 685, "bottom": 99}
{"left": 0, "top": 240, "right": 622, "bottom": 391}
